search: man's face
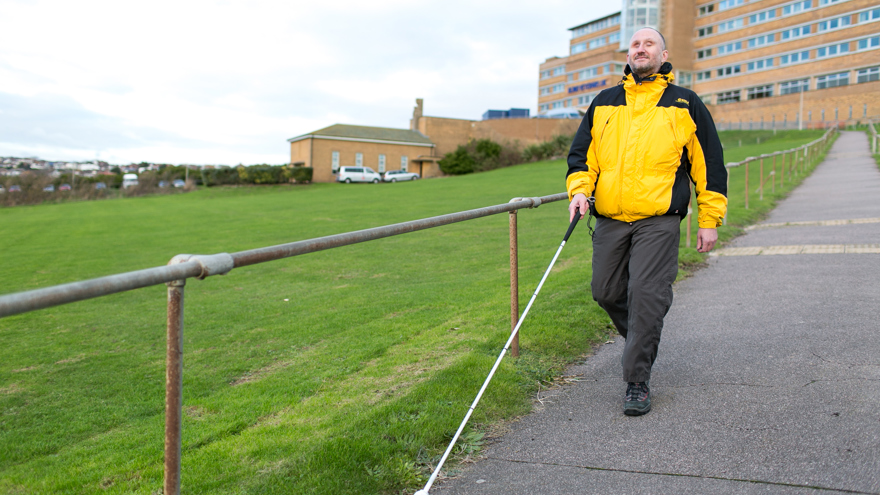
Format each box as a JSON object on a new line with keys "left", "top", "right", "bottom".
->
{"left": 627, "top": 29, "right": 668, "bottom": 77}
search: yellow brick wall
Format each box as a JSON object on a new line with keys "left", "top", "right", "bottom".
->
{"left": 708, "top": 79, "right": 880, "bottom": 125}
{"left": 303, "top": 138, "right": 436, "bottom": 183}
{"left": 289, "top": 139, "right": 310, "bottom": 167}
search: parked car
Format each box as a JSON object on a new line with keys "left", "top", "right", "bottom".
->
{"left": 59, "top": 183, "right": 72, "bottom": 191}
{"left": 337, "top": 166, "right": 381, "bottom": 183}
{"left": 383, "top": 170, "right": 420, "bottom": 182}
{"left": 9, "top": 185, "right": 21, "bottom": 192}
{"left": 43, "top": 184, "right": 55, "bottom": 192}
{"left": 172, "top": 179, "right": 185, "bottom": 188}
{"left": 158, "top": 180, "right": 169, "bottom": 188}
{"left": 94, "top": 182, "right": 107, "bottom": 190}
{"left": 0, "top": 185, "right": 5, "bottom": 194}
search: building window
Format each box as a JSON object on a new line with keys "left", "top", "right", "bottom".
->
{"left": 355, "top": 153, "right": 363, "bottom": 167}
{"left": 378, "top": 154, "right": 386, "bottom": 173}
{"left": 699, "top": 94, "right": 713, "bottom": 105}
{"left": 858, "top": 36, "right": 880, "bottom": 50}
{"left": 717, "top": 90, "right": 741, "bottom": 104}
{"left": 332, "top": 151, "right": 340, "bottom": 172}
{"left": 400, "top": 156, "right": 408, "bottom": 172}
{"left": 589, "top": 36, "right": 607, "bottom": 50}
{"left": 748, "top": 34, "right": 775, "bottom": 47}
{"left": 576, "top": 67, "right": 599, "bottom": 80}
{"left": 716, "top": 65, "right": 742, "bottom": 77}
{"left": 572, "top": 42, "right": 587, "bottom": 54}
{"left": 747, "top": 58, "right": 774, "bottom": 71}
{"left": 780, "top": 51, "right": 810, "bottom": 65}
{"left": 717, "top": 0, "right": 744, "bottom": 11}
{"left": 609, "top": 31, "right": 621, "bottom": 44}
{"left": 697, "top": 48, "right": 713, "bottom": 58}
{"left": 820, "top": 0, "right": 839, "bottom": 4}
{"left": 541, "top": 66, "right": 564, "bottom": 79}
{"left": 717, "top": 41, "right": 743, "bottom": 55}
{"left": 696, "top": 70, "right": 712, "bottom": 80}
{"left": 698, "top": 26, "right": 714, "bottom": 37}
{"left": 818, "top": 15, "right": 851, "bottom": 32}
{"left": 747, "top": 85, "right": 774, "bottom": 99}
{"left": 699, "top": 4, "right": 715, "bottom": 15}
{"left": 816, "top": 72, "right": 849, "bottom": 89}
{"left": 783, "top": 0, "right": 810, "bottom": 16}
{"left": 578, "top": 93, "right": 598, "bottom": 105}
{"left": 859, "top": 7, "right": 880, "bottom": 21}
{"left": 857, "top": 67, "right": 880, "bottom": 83}
{"left": 717, "top": 18, "right": 744, "bottom": 33}
{"left": 781, "top": 25, "right": 810, "bottom": 40}
{"left": 749, "top": 9, "right": 777, "bottom": 23}
{"left": 817, "top": 43, "right": 850, "bottom": 58}
{"left": 780, "top": 78, "right": 809, "bottom": 94}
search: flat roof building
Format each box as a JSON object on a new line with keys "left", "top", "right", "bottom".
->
{"left": 539, "top": 0, "right": 880, "bottom": 127}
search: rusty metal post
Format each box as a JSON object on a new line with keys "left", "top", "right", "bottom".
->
{"left": 165, "top": 278, "right": 185, "bottom": 495}
{"left": 744, "top": 159, "right": 749, "bottom": 210}
{"left": 794, "top": 149, "right": 799, "bottom": 176}
{"left": 509, "top": 210, "right": 519, "bottom": 358}
{"left": 759, "top": 157, "right": 764, "bottom": 201}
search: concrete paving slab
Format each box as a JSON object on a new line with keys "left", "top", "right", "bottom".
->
{"left": 431, "top": 132, "right": 880, "bottom": 495}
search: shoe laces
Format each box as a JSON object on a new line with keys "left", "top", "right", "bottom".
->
{"left": 625, "top": 382, "right": 649, "bottom": 402}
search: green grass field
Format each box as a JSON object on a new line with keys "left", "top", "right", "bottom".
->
{"left": 0, "top": 129, "right": 831, "bottom": 494}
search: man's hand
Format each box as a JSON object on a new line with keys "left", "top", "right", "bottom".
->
{"left": 696, "top": 228, "right": 718, "bottom": 253}
{"left": 569, "top": 193, "right": 588, "bottom": 222}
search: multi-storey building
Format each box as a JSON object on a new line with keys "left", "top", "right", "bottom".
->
{"left": 539, "top": 0, "right": 880, "bottom": 127}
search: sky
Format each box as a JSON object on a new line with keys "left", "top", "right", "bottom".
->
{"left": 0, "top": 0, "right": 618, "bottom": 166}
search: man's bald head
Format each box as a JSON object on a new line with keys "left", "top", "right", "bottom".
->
{"left": 626, "top": 28, "right": 669, "bottom": 78}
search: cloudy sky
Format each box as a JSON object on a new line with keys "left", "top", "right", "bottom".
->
{"left": 0, "top": 0, "right": 617, "bottom": 165}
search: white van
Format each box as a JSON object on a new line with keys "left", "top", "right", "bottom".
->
{"left": 122, "top": 173, "right": 139, "bottom": 188}
{"left": 336, "top": 167, "right": 381, "bottom": 183}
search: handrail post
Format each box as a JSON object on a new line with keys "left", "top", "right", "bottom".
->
{"left": 759, "top": 157, "right": 764, "bottom": 201}
{"left": 509, "top": 209, "right": 519, "bottom": 358}
{"left": 744, "top": 159, "right": 749, "bottom": 210}
{"left": 165, "top": 278, "right": 185, "bottom": 495}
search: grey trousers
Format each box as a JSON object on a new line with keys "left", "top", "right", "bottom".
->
{"left": 591, "top": 215, "right": 680, "bottom": 383}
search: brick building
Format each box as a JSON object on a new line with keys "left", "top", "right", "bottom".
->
{"left": 539, "top": 0, "right": 880, "bottom": 127}
{"left": 288, "top": 124, "right": 438, "bottom": 183}
{"left": 290, "top": 101, "right": 581, "bottom": 183}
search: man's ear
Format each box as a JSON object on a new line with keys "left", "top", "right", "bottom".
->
{"left": 661, "top": 50, "right": 669, "bottom": 63}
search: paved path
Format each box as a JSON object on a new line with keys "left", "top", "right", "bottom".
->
{"left": 433, "top": 131, "right": 880, "bottom": 495}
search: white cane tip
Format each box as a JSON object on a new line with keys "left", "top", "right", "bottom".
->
{"left": 415, "top": 490, "right": 430, "bottom": 495}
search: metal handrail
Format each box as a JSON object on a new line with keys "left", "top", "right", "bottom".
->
{"left": 0, "top": 194, "right": 566, "bottom": 318}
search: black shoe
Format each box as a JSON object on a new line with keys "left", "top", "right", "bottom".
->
{"left": 624, "top": 382, "right": 651, "bottom": 416}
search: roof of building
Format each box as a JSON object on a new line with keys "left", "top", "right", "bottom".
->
{"left": 568, "top": 11, "right": 621, "bottom": 32}
{"left": 287, "top": 124, "right": 434, "bottom": 146}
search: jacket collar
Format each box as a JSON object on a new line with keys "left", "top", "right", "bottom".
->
{"left": 622, "top": 61, "right": 674, "bottom": 85}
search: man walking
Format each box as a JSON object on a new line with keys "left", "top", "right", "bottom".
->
{"left": 566, "top": 28, "right": 727, "bottom": 416}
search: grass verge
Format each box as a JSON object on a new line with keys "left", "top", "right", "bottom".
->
{"left": 0, "top": 129, "right": 832, "bottom": 494}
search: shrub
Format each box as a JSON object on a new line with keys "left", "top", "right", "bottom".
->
{"left": 285, "top": 166, "right": 313, "bottom": 184}
{"left": 200, "top": 167, "right": 240, "bottom": 187}
{"left": 522, "top": 133, "right": 575, "bottom": 163}
{"left": 439, "top": 146, "right": 476, "bottom": 175}
{"left": 439, "top": 139, "right": 523, "bottom": 175}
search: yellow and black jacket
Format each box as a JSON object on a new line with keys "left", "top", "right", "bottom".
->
{"left": 566, "top": 62, "right": 728, "bottom": 228}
